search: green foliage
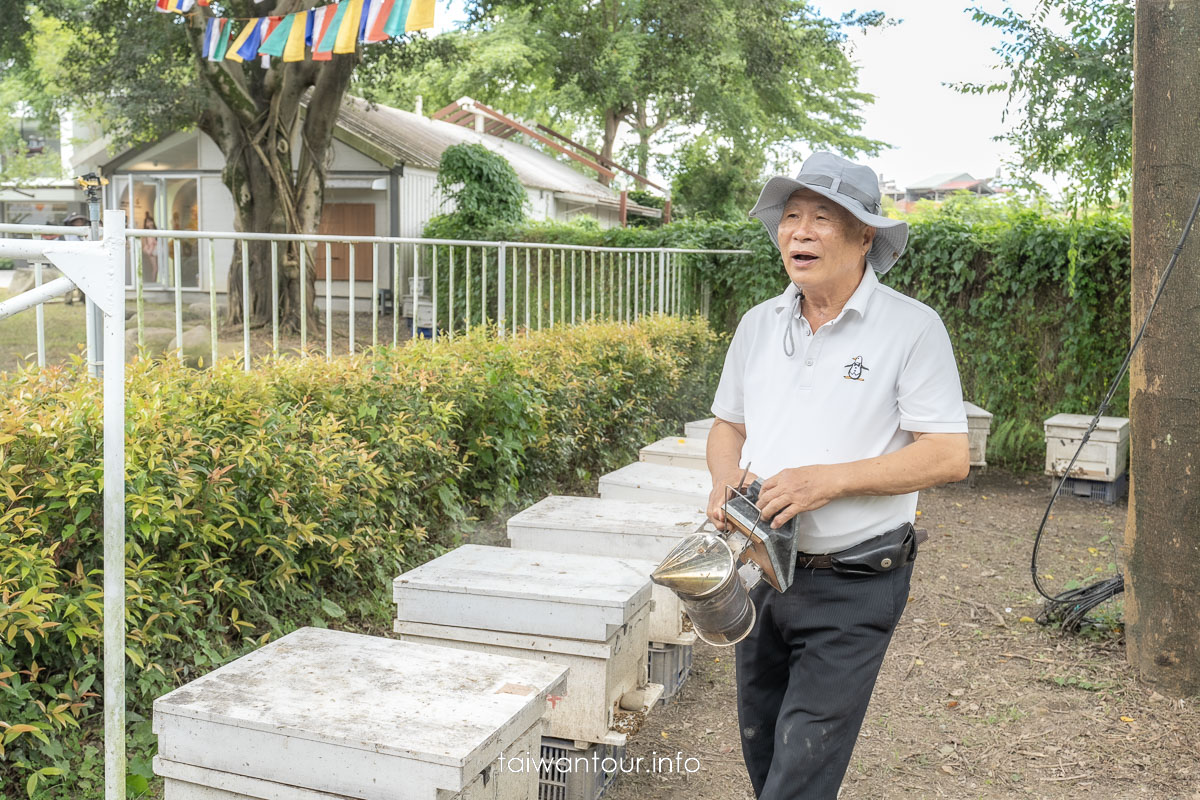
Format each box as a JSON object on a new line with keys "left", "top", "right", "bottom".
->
{"left": 954, "top": 0, "right": 1134, "bottom": 204}
{"left": 668, "top": 135, "right": 767, "bottom": 221}
{"left": 434, "top": 143, "right": 527, "bottom": 233}
{"left": 455, "top": 197, "right": 1132, "bottom": 471}
{"left": 359, "top": 0, "right": 885, "bottom": 182}
{"left": 0, "top": 317, "right": 721, "bottom": 796}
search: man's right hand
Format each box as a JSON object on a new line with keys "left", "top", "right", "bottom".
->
{"left": 707, "top": 472, "right": 757, "bottom": 531}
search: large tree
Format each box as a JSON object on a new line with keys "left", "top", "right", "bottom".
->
{"left": 14, "top": 0, "right": 398, "bottom": 330}
{"left": 955, "top": 0, "right": 1133, "bottom": 204}
{"left": 359, "top": 0, "right": 885, "bottom": 185}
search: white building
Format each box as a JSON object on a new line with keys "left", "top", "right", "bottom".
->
{"left": 100, "top": 96, "right": 658, "bottom": 304}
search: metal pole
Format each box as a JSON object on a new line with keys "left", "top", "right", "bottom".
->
{"left": 570, "top": 250, "right": 576, "bottom": 325}
{"left": 481, "top": 246, "right": 488, "bottom": 329}
{"left": 34, "top": 261, "right": 45, "bottom": 368}
{"left": 432, "top": 246, "right": 438, "bottom": 341}
{"left": 209, "top": 240, "right": 218, "bottom": 366}
{"left": 497, "top": 243, "right": 507, "bottom": 337}
{"left": 412, "top": 243, "right": 419, "bottom": 340}
{"left": 270, "top": 242, "right": 279, "bottom": 357}
{"left": 371, "top": 243, "right": 379, "bottom": 348}
{"left": 525, "top": 248, "right": 530, "bottom": 333}
{"left": 241, "top": 241, "right": 251, "bottom": 372}
{"left": 173, "top": 239, "right": 183, "bottom": 360}
{"left": 299, "top": 243, "right": 307, "bottom": 354}
{"left": 393, "top": 243, "right": 400, "bottom": 345}
{"left": 136, "top": 248, "right": 144, "bottom": 348}
{"left": 662, "top": 248, "right": 672, "bottom": 314}
{"left": 102, "top": 209, "right": 127, "bottom": 800}
{"left": 448, "top": 246, "right": 455, "bottom": 340}
{"left": 325, "top": 242, "right": 332, "bottom": 360}
{"left": 349, "top": 243, "right": 356, "bottom": 354}
{"left": 537, "top": 249, "right": 543, "bottom": 330}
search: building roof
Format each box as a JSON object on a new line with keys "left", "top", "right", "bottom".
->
{"left": 907, "top": 172, "right": 974, "bottom": 191}
{"left": 334, "top": 96, "right": 647, "bottom": 212}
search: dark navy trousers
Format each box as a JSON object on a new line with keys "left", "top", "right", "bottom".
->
{"left": 735, "top": 559, "right": 914, "bottom": 800}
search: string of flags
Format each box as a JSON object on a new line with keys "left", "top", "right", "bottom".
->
{"left": 155, "top": 0, "right": 435, "bottom": 65}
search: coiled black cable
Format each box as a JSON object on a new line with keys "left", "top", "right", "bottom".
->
{"left": 1031, "top": 187, "right": 1200, "bottom": 633}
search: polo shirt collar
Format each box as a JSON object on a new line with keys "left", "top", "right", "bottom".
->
{"left": 772, "top": 266, "right": 879, "bottom": 318}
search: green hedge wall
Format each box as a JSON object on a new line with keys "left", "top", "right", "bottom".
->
{"left": 0, "top": 316, "right": 722, "bottom": 797}
{"left": 461, "top": 198, "right": 1132, "bottom": 468}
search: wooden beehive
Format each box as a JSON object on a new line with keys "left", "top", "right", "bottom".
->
{"left": 964, "top": 401, "right": 994, "bottom": 467}
{"left": 639, "top": 436, "right": 708, "bottom": 471}
{"left": 153, "top": 627, "right": 565, "bottom": 800}
{"left": 684, "top": 418, "right": 715, "bottom": 440}
{"left": 1044, "top": 413, "right": 1130, "bottom": 481}
{"left": 392, "top": 545, "right": 661, "bottom": 746}
{"left": 597, "top": 462, "right": 710, "bottom": 506}
{"left": 507, "top": 496, "right": 706, "bottom": 645}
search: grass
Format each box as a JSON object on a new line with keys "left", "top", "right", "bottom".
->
{"left": 0, "top": 289, "right": 89, "bottom": 372}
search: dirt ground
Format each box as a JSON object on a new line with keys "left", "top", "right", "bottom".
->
{"left": 567, "top": 469, "right": 1199, "bottom": 800}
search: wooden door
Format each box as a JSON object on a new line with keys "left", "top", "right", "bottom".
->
{"left": 315, "top": 203, "right": 375, "bottom": 280}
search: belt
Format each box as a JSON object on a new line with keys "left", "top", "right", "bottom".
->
{"left": 795, "top": 529, "right": 929, "bottom": 570}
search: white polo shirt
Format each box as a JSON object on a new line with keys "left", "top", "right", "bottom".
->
{"left": 711, "top": 267, "right": 967, "bottom": 554}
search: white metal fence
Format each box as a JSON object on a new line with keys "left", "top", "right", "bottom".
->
{"left": 115, "top": 230, "right": 745, "bottom": 369}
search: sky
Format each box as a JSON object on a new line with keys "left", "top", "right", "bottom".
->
{"left": 432, "top": 0, "right": 1048, "bottom": 193}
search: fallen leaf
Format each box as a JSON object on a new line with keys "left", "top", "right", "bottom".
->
{"left": 946, "top": 701, "right": 959, "bottom": 708}
{"left": 1120, "top": 716, "right": 1135, "bottom": 723}
{"left": 941, "top": 765, "right": 955, "bottom": 775}
{"left": 1020, "top": 616, "right": 1036, "bottom": 623}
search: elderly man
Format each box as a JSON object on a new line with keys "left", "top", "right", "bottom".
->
{"left": 706, "top": 152, "right": 969, "bottom": 799}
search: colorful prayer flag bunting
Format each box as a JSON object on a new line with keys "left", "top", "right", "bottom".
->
{"left": 172, "top": 0, "right": 436, "bottom": 66}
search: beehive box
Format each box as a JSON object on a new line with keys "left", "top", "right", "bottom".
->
{"left": 156, "top": 719, "right": 543, "bottom": 800}
{"left": 684, "top": 418, "right": 715, "bottom": 440}
{"left": 964, "top": 401, "right": 994, "bottom": 467}
{"left": 597, "top": 462, "right": 710, "bottom": 506}
{"left": 393, "top": 546, "right": 661, "bottom": 746}
{"left": 1044, "top": 413, "right": 1130, "bottom": 481}
{"left": 507, "top": 496, "right": 705, "bottom": 646}
{"left": 638, "top": 437, "right": 708, "bottom": 471}
{"left": 153, "top": 627, "right": 566, "bottom": 800}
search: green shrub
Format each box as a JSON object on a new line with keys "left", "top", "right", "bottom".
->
{"left": 0, "top": 316, "right": 722, "bottom": 797}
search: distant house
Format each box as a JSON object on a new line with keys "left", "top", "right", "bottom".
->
{"left": 97, "top": 96, "right": 659, "bottom": 306}
{"left": 883, "top": 172, "right": 1000, "bottom": 214}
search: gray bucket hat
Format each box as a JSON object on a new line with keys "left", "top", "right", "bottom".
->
{"left": 749, "top": 151, "right": 909, "bottom": 275}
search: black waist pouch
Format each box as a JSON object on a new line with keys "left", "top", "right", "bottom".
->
{"left": 830, "top": 522, "right": 917, "bottom": 576}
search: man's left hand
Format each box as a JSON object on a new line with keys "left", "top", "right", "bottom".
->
{"left": 756, "top": 466, "right": 843, "bottom": 529}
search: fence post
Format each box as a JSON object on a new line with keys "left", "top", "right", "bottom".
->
{"left": 497, "top": 243, "right": 507, "bottom": 337}
{"left": 658, "top": 249, "right": 666, "bottom": 314}
{"left": 100, "top": 209, "right": 128, "bottom": 800}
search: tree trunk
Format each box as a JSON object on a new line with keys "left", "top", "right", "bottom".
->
{"left": 1127, "top": 0, "right": 1200, "bottom": 696}
{"left": 187, "top": 4, "right": 355, "bottom": 334}
{"left": 599, "top": 108, "right": 622, "bottom": 187}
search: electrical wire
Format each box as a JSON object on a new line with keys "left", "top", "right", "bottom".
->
{"left": 1031, "top": 186, "right": 1200, "bottom": 634}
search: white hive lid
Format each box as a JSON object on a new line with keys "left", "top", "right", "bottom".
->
{"left": 963, "top": 401, "right": 993, "bottom": 419}
{"left": 640, "top": 436, "right": 707, "bottom": 458}
{"left": 1044, "top": 413, "right": 1130, "bottom": 442}
{"left": 393, "top": 545, "right": 653, "bottom": 639}
{"left": 599, "top": 461, "right": 711, "bottom": 495}
{"left": 685, "top": 418, "right": 715, "bottom": 435}
{"left": 153, "top": 627, "right": 565, "bottom": 774}
{"left": 509, "top": 495, "right": 707, "bottom": 539}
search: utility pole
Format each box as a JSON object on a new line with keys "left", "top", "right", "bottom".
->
{"left": 1127, "top": 0, "right": 1200, "bottom": 695}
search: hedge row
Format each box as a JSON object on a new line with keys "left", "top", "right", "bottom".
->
{"left": 449, "top": 197, "right": 1132, "bottom": 468}
{"left": 0, "top": 316, "right": 723, "bottom": 797}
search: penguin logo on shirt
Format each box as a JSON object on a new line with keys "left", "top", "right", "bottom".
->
{"left": 843, "top": 356, "right": 869, "bottom": 381}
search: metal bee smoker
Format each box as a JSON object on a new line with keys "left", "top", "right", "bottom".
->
{"left": 651, "top": 473, "right": 795, "bottom": 645}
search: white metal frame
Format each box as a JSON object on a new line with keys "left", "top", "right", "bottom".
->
{"left": 0, "top": 211, "right": 128, "bottom": 800}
